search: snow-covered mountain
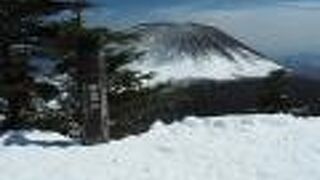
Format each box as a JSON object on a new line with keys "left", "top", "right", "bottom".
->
{"left": 128, "top": 22, "right": 283, "bottom": 86}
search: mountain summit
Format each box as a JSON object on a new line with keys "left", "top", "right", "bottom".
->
{"left": 128, "top": 22, "right": 283, "bottom": 85}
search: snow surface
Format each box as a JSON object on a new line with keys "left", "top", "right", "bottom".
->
{"left": 0, "top": 114, "right": 320, "bottom": 180}
{"left": 1, "top": 114, "right": 320, "bottom": 180}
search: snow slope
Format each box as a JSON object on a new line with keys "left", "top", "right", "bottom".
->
{"left": 129, "top": 50, "right": 282, "bottom": 86}
{"left": 1, "top": 114, "right": 320, "bottom": 180}
{"left": 128, "top": 23, "right": 283, "bottom": 86}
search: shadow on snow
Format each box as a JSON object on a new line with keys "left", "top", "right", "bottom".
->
{"left": 1, "top": 131, "right": 79, "bottom": 148}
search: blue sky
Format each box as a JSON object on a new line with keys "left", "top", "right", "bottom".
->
{"left": 85, "top": 0, "right": 320, "bottom": 57}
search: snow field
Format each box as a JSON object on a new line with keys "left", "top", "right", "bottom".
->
{"left": 1, "top": 114, "right": 320, "bottom": 180}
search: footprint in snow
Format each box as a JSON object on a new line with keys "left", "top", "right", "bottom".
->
{"left": 213, "top": 120, "right": 226, "bottom": 129}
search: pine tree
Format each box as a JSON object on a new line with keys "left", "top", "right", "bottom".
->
{"left": 257, "top": 70, "right": 292, "bottom": 112}
{"left": 41, "top": 8, "right": 151, "bottom": 143}
{"left": 0, "top": 0, "right": 84, "bottom": 128}
{"left": 0, "top": 0, "right": 151, "bottom": 143}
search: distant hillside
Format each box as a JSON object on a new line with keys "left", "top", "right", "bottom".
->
{"left": 278, "top": 53, "right": 320, "bottom": 79}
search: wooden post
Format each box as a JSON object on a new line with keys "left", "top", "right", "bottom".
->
{"left": 80, "top": 48, "right": 110, "bottom": 144}
{"left": 74, "top": 0, "right": 110, "bottom": 144}
{"left": 98, "top": 49, "right": 110, "bottom": 141}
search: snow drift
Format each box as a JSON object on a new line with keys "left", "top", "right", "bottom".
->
{"left": 128, "top": 23, "right": 283, "bottom": 86}
{"left": 1, "top": 114, "right": 320, "bottom": 180}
